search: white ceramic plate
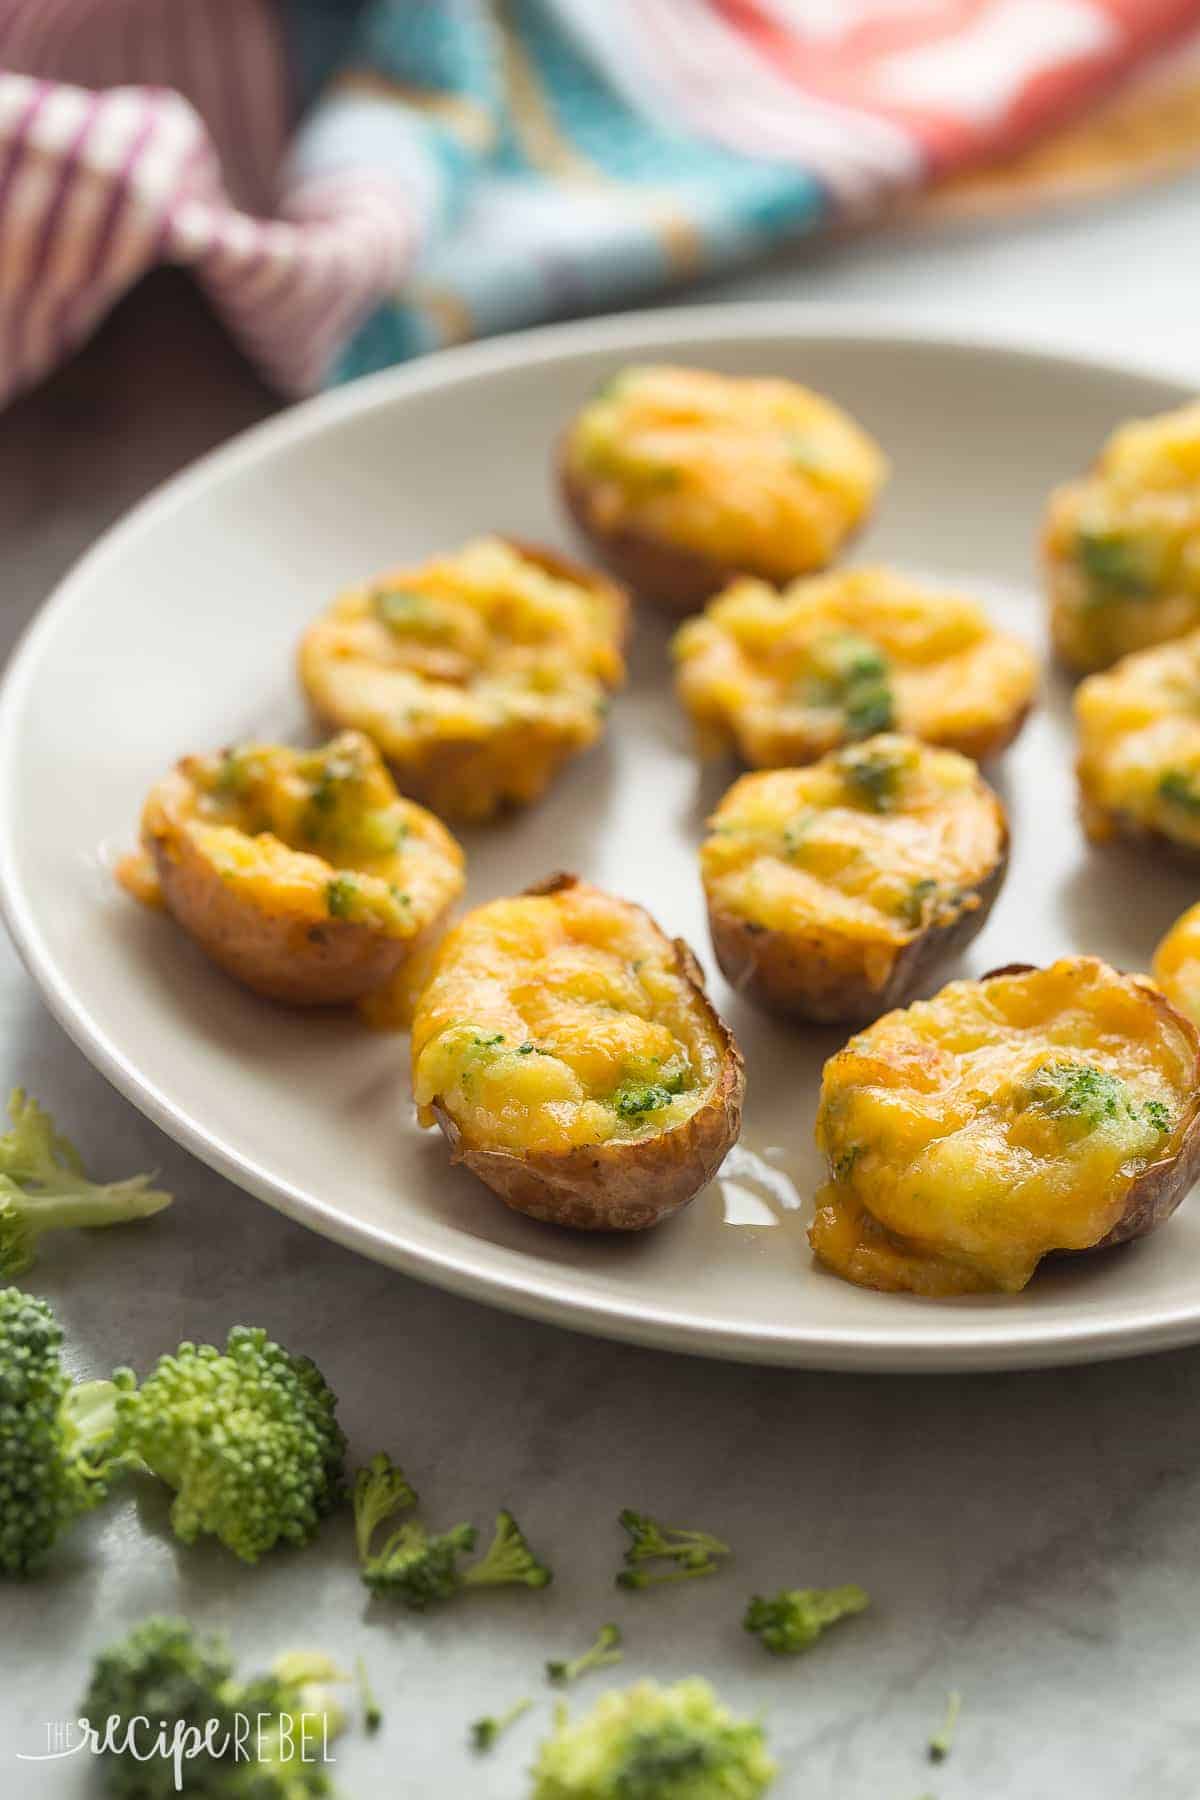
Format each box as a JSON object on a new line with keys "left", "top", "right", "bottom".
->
{"left": 3, "top": 308, "right": 1197, "bottom": 1371}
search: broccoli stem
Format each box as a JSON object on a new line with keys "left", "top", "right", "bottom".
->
{"left": 470, "top": 1696, "right": 532, "bottom": 1752}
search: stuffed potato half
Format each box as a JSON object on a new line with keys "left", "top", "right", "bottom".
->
{"left": 121, "top": 732, "right": 465, "bottom": 1006}
{"left": 1044, "top": 400, "right": 1200, "bottom": 673}
{"left": 298, "top": 535, "right": 627, "bottom": 822}
{"left": 558, "top": 364, "right": 887, "bottom": 612}
{"left": 673, "top": 566, "right": 1037, "bottom": 769}
{"left": 812, "top": 958, "right": 1200, "bottom": 1297}
{"left": 1076, "top": 628, "right": 1200, "bottom": 855}
{"left": 701, "top": 735, "right": 1008, "bottom": 1025}
{"left": 410, "top": 875, "right": 745, "bottom": 1230}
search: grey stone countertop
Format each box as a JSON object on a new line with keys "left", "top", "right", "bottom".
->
{"left": 6, "top": 171, "right": 1200, "bottom": 1798}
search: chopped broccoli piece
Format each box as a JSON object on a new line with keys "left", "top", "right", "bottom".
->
{"left": 928, "top": 1689, "right": 961, "bottom": 1763}
{"left": 836, "top": 741, "right": 905, "bottom": 812}
{"left": 1159, "top": 768, "right": 1200, "bottom": 815}
{"left": 360, "top": 1517, "right": 476, "bottom": 1608}
{"left": 547, "top": 1624, "right": 623, "bottom": 1686}
{"left": 613, "top": 1083, "right": 675, "bottom": 1121}
{"left": 1025, "top": 1062, "right": 1172, "bottom": 1140}
{"left": 0, "top": 1287, "right": 123, "bottom": 1576}
{"left": 1077, "top": 530, "right": 1152, "bottom": 600}
{"left": 470, "top": 1695, "right": 533, "bottom": 1753}
{"left": 325, "top": 875, "right": 359, "bottom": 919}
{"left": 463, "top": 1508, "right": 553, "bottom": 1590}
{"left": 743, "top": 1584, "right": 869, "bottom": 1654}
{"left": 356, "top": 1655, "right": 382, "bottom": 1734}
{"left": 531, "top": 1678, "right": 776, "bottom": 1799}
{"left": 353, "top": 1451, "right": 417, "bottom": 1563}
{"left": 616, "top": 1509, "right": 730, "bottom": 1589}
{"left": 899, "top": 877, "right": 940, "bottom": 928}
{"left": 81, "top": 1616, "right": 346, "bottom": 1798}
{"left": 806, "top": 634, "right": 894, "bottom": 739}
{"left": 111, "top": 1326, "right": 345, "bottom": 1563}
{"left": 0, "top": 1089, "right": 171, "bottom": 1279}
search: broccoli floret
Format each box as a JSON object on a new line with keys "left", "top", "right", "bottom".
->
{"left": 360, "top": 1518, "right": 477, "bottom": 1607}
{"left": 463, "top": 1508, "right": 553, "bottom": 1590}
{"left": 80, "top": 1616, "right": 346, "bottom": 1797}
{"left": 0, "top": 1287, "right": 123, "bottom": 1576}
{"left": 743, "top": 1584, "right": 869, "bottom": 1654}
{"left": 531, "top": 1678, "right": 776, "bottom": 1799}
{"left": 0, "top": 1089, "right": 171, "bottom": 1279}
{"left": 547, "top": 1624, "right": 623, "bottom": 1686}
{"left": 835, "top": 741, "right": 906, "bottom": 812}
{"left": 470, "top": 1695, "right": 533, "bottom": 1753}
{"left": 1159, "top": 768, "right": 1200, "bottom": 814}
{"left": 928, "top": 1688, "right": 962, "bottom": 1763}
{"left": 807, "top": 634, "right": 894, "bottom": 739}
{"left": 112, "top": 1327, "right": 345, "bottom": 1563}
{"left": 1025, "top": 1062, "right": 1172, "bottom": 1142}
{"left": 616, "top": 1509, "right": 730, "bottom": 1589}
{"left": 352, "top": 1452, "right": 417, "bottom": 1562}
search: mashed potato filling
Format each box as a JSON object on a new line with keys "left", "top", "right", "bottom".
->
{"left": 702, "top": 736, "right": 1003, "bottom": 949}
{"left": 298, "top": 536, "right": 625, "bottom": 820}
{"left": 812, "top": 959, "right": 1192, "bottom": 1296}
{"left": 412, "top": 884, "right": 725, "bottom": 1155}
{"left": 673, "top": 567, "right": 1036, "bottom": 768}
{"left": 564, "top": 364, "right": 886, "bottom": 577}
{"left": 130, "top": 732, "right": 463, "bottom": 937}
{"left": 1154, "top": 902, "right": 1200, "bottom": 1027}
{"left": 1046, "top": 401, "right": 1200, "bottom": 671}
{"left": 1075, "top": 629, "right": 1200, "bottom": 850}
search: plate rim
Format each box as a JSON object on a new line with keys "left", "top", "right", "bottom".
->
{"left": 2, "top": 301, "right": 1197, "bottom": 1372}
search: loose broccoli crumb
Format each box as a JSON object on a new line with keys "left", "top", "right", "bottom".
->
{"left": 0, "top": 1288, "right": 124, "bottom": 1576}
{"left": 111, "top": 1326, "right": 346, "bottom": 1563}
{"left": 81, "top": 1616, "right": 347, "bottom": 1798}
{"left": 807, "top": 634, "right": 894, "bottom": 739}
{"left": 531, "top": 1678, "right": 776, "bottom": 1799}
{"left": 1025, "top": 1062, "right": 1172, "bottom": 1140}
{"left": 616, "top": 1509, "right": 730, "bottom": 1589}
{"left": 353, "top": 1451, "right": 417, "bottom": 1563}
{"left": 836, "top": 741, "right": 905, "bottom": 812}
{"left": 0, "top": 1089, "right": 171, "bottom": 1280}
{"left": 325, "top": 875, "right": 359, "bottom": 919}
{"left": 743, "top": 1584, "right": 869, "bottom": 1654}
{"left": 356, "top": 1655, "right": 382, "bottom": 1734}
{"left": 1159, "top": 768, "right": 1200, "bottom": 814}
{"left": 471, "top": 1696, "right": 533, "bottom": 1753}
{"left": 462, "top": 1509, "right": 553, "bottom": 1590}
{"left": 547, "top": 1624, "right": 624, "bottom": 1687}
{"left": 928, "top": 1689, "right": 961, "bottom": 1763}
{"left": 1077, "top": 530, "right": 1152, "bottom": 600}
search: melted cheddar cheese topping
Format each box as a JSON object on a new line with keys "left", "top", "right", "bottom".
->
{"left": 673, "top": 567, "right": 1037, "bottom": 768}
{"left": 411, "top": 882, "right": 726, "bottom": 1155}
{"left": 812, "top": 958, "right": 1193, "bottom": 1296}
{"left": 1045, "top": 400, "right": 1200, "bottom": 672}
{"left": 129, "top": 732, "right": 464, "bottom": 938}
{"left": 1075, "top": 628, "right": 1200, "bottom": 850}
{"left": 1153, "top": 902, "right": 1200, "bottom": 1027}
{"left": 702, "top": 736, "right": 1004, "bottom": 950}
{"left": 564, "top": 364, "right": 886, "bottom": 578}
{"left": 298, "top": 537, "right": 626, "bottom": 821}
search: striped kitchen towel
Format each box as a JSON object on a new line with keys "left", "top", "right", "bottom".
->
{"left": 0, "top": 0, "right": 1197, "bottom": 407}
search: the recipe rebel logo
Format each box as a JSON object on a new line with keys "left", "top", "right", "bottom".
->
{"left": 15, "top": 1712, "right": 338, "bottom": 1789}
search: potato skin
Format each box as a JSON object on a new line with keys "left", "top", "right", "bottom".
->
{"left": 426, "top": 875, "right": 745, "bottom": 1231}
{"left": 149, "top": 818, "right": 415, "bottom": 1006}
{"left": 978, "top": 963, "right": 1200, "bottom": 1254}
{"left": 709, "top": 835, "right": 1008, "bottom": 1026}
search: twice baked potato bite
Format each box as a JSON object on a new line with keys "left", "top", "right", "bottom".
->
{"left": 559, "top": 364, "right": 887, "bottom": 612}
{"left": 812, "top": 958, "right": 1200, "bottom": 1297}
{"left": 673, "top": 566, "right": 1036, "bottom": 768}
{"left": 410, "top": 874, "right": 744, "bottom": 1230}
{"left": 1153, "top": 903, "right": 1200, "bottom": 1027}
{"left": 701, "top": 735, "right": 1008, "bottom": 1024}
{"left": 122, "top": 731, "right": 465, "bottom": 1005}
{"left": 1075, "top": 628, "right": 1200, "bottom": 854}
{"left": 298, "top": 536, "right": 626, "bottom": 822}
{"left": 1045, "top": 400, "right": 1200, "bottom": 673}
